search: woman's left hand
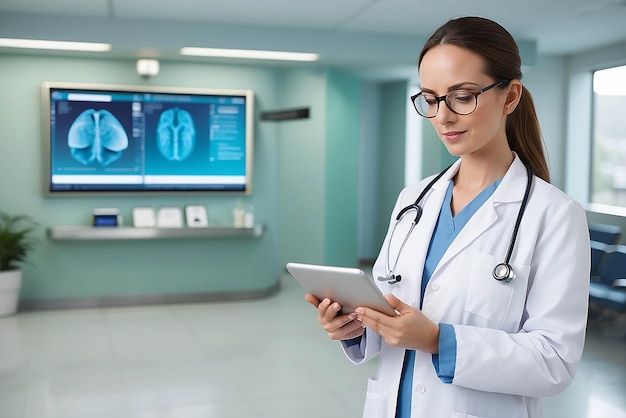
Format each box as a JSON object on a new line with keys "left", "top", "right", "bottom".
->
{"left": 355, "top": 294, "right": 440, "bottom": 354}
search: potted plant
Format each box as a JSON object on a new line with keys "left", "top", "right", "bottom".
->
{"left": 0, "top": 211, "right": 38, "bottom": 316}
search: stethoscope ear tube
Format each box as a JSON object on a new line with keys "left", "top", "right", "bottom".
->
{"left": 383, "top": 166, "right": 452, "bottom": 283}
{"left": 396, "top": 204, "right": 422, "bottom": 223}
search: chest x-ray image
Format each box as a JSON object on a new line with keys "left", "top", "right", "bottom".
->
{"left": 67, "top": 108, "right": 129, "bottom": 166}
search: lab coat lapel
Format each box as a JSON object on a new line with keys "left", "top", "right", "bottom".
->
{"left": 432, "top": 157, "right": 529, "bottom": 276}
{"left": 435, "top": 200, "right": 498, "bottom": 272}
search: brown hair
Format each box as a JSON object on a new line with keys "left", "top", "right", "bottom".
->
{"left": 418, "top": 17, "right": 550, "bottom": 183}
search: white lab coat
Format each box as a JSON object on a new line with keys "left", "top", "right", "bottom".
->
{"left": 342, "top": 156, "right": 590, "bottom": 418}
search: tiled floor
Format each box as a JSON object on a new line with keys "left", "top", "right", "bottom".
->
{"left": 0, "top": 274, "right": 624, "bottom": 418}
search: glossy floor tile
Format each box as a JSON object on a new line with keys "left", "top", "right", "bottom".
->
{"left": 0, "top": 274, "right": 624, "bottom": 418}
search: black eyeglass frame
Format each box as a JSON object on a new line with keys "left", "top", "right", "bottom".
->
{"left": 411, "top": 80, "right": 511, "bottom": 118}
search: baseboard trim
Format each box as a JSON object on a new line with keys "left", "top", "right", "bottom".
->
{"left": 18, "top": 281, "right": 281, "bottom": 312}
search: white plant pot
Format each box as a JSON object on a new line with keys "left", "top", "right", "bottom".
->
{"left": 0, "top": 270, "right": 22, "bottom": 317}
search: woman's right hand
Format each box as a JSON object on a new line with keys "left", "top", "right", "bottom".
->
{"left": 305, "top": 294, "right": 365, "bottom": 341}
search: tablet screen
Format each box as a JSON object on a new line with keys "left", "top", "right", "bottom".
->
{"left": 286, "top": 262, "right": 397, "bottom": 316}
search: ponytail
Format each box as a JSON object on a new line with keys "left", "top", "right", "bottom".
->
{"left": 507, "top": 86, "right": 550, "bottom": 183}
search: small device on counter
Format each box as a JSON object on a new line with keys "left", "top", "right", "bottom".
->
{"left": 93, "top": 208, "right": 121, "bottom": 227}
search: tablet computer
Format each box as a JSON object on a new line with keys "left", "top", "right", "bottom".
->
{"left": 286, "top": 262, "right": 397, "bottom": 316}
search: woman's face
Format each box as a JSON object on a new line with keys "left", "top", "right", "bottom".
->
{"left": 418, "top": 44, "right": 512, "bottom": 158}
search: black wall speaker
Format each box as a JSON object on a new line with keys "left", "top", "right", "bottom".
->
{"left": 260, "top": 107, "right": 310, "bottom": 121}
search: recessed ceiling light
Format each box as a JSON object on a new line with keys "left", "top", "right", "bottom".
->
{"left": 180, "top": 47, "right": 319, "bottom": 62}
{"left": 0, "top": 38, "right": 111, "bottom": 52}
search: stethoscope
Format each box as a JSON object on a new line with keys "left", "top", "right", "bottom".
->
{"left": 378, "top": 162, "right": 533, "bottom": 285}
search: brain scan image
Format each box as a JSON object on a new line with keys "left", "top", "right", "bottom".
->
{"left": 67, "top": 109, "right": 129, "bottom": 166}
{"left": 156, "top": 107, "right": 196, "bottom": 161}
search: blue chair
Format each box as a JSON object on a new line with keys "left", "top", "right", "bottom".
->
{"left": 590, "top": 240, "right": 610, "bottom": 279}
{"left": 589, "top": 223, "right": 622, "bottom": 245}
{"left": 589, "top": 244, "right": 626, "bottom": 312}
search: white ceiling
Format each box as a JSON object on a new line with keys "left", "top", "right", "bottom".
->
{"left": 1, "top": 0, "right": 625, "bottom": 68}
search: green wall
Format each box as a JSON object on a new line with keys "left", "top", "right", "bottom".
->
{"left": 275, "top": 68, "right": 328, "bottom": 267}
{"left": 324, "top": 69, "right": 360, "bottom": 266}
{"left": 375, "top": 81, "right": 409, "bottom": 248}
{"left": 0, "top": 54, "right": 281, "bottom": 302}
{"left": 275, "top": 68, "right": 361, "bottom": 268}
{"left": 0, "top": 54, "right": 362, "bottom": 304}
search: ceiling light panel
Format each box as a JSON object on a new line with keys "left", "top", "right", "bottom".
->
{"left": 0, "top": 38, "right": 111, "bottom": 52}
{"left": 180, "top": 47, "right": 319, "bottom": 62}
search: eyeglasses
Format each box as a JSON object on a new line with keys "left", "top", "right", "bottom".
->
{"left": 411, "top": 80, "right": 509, "bottom": 118}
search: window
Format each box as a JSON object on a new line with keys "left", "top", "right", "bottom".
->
{"left": 590, "top": 65, "right": 626, "bottom": 210}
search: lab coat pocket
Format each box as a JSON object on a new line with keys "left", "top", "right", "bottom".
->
{"left": 363, "top": 378, "right": 387, "bottom": 418}
{"left": 464, "top": 252, "right": 529, "bottom": 328}
{"left": 452, "top": 414, "right": 484, "bottom": 418}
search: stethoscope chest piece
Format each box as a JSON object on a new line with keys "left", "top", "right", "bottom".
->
{"left": 492, "top": 262, "right": 514, "bottom": 283}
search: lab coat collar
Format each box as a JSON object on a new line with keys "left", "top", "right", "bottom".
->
{"left": 493, "top": 154, "right": 530, "bottom": 204}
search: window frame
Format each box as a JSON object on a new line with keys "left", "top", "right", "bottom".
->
{"left": 589, "top": 65, "right": 626, "bottom": 213}
{"left": 565, "top": 43, "right": 626, "bottom": 217}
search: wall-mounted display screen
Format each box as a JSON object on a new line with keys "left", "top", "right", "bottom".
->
{"left": 42, "top": 82, "right": 254, "bottom": 194}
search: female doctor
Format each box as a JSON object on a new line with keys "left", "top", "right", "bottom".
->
{"left": 305, "top": 16, "right": 590, "bottom": 418}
